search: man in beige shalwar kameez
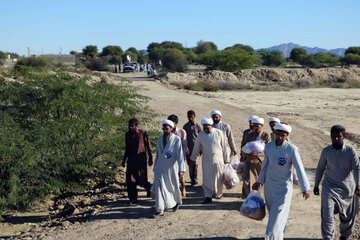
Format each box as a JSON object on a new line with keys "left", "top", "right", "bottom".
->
{"left": 241, "top": 116, "right": 271, "bottom": 198}
{"left": 191, "top": 118, "right": 229, "bottom": 204}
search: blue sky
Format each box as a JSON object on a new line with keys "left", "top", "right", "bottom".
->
{"left": 1, "top": 0, "right": 359, "bottom": 56}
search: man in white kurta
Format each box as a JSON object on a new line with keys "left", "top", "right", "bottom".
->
{"left": 253, "top": 123, "right": 311, "bottom": 240}
{"left": 153, "top": 120, "right": 186, "bottom": 217}
{"left": 314, "top": 125, "right": 360, "bottom": 240}
{"left": 191, "top": 118, "right": 229, "bottom": 204}
{"left": 211, "top": 110, "right": 237, "bottom": 157}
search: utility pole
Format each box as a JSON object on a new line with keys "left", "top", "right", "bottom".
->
{"left": 27, "top": 47, "right": 31, "bottom": 57}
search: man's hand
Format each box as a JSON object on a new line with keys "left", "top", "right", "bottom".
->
{"left": 293, "top": 180, "right": 299, "bottom": 186}
{"left": 252, "top": 182, "right": 262, "bottom": 191}
{"left": 186, "top": 148, "right": 190, "bottom": 156}
{"left": 313, "top": 186, "right": 320, "bottom": 196}
{"left": 355, "top": 185, "right": 360, "bottom": 196}
{"left": 179, "top": 171, "right": 184, "bottom": 180}
{"left": 148, "top": 157, "right": 153, "bottom": 166}
{"left": 121, "top": 161, "right": 126, "bottom": 168}
{"left": 240, "top": 156, "right": 244, "bottom": 162}
{"left": 233, "top": 150, "right": 238, "bottom": 156}
{"left": 303, "top": 191, "right": 310, "bottom": 200}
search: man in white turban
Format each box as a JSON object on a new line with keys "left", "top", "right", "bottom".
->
{"left": 210, "top": 110, "right": 237, "bottom": 158}
{"left": 253, "top": 123, "right": 311, "bottom": 239}
{"left": 191, "top": 118, "right": 229, "bottom": 203}
{"left": 152, "top": 120, "right": 186, "bottom": 218}
{"left": 314, "top": 125, "right": 360, "bottom": 240}
{"left": 241, "top": 116, "right": 271, "bottom": 198}
{"left": 268, "top": 117, "right": 281, "bottom": 141}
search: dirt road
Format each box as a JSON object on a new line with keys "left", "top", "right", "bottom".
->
{"left": 37, "top": 74, "right": 360, "bottom": 239}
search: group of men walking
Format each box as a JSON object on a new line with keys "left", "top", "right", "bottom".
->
{"left": 122, "top": 110, "right": 360, "bottom": 239}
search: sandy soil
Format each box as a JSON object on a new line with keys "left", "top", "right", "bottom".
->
{"left": 11, "top": 73, "right": 360, "bottom": 239}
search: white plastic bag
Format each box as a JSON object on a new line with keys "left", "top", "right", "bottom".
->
{"left": 231, "top": 156, "right": 241, "bottom": 170}
{"left": 222, "top": 164, "right": 240, "bottom": 189}
{"left": 239, "top": 190, "right": 266, "bottom": 221}
{"left": 231, "top": 156, "right": 244, "bottom": 181}
{"left": 242, "top": 139, "right": 265, "bottom": 155}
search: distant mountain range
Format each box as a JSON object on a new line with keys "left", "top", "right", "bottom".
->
{"left": 260, "top": 42, "right": 346, "bottom": 57}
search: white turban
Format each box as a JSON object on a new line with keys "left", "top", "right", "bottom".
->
{"left": 162, "top": 119, "right": 174, "bottom": 128}
{"left": 248, "top": 115, "right": 258, "bottom": 122}
{"left": 210, "top": 110, "right": 222, "bottom": 117}
{"left": 201, "top": 118, "right": 213, "bottom": 125}
{"left": 252, "top": 116, "right": 264, "bottom": 125}
{"left": 274, "top": 123, "right": 292, "bottom": 133}
{"left": 268, "top": 117, "right": 281, "bottom": 123}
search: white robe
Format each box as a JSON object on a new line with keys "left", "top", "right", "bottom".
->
{"left": 191, "top": 128, "right": 229, "bottom": 198}
{"left": 153, "top": 133, "right": 186, "bottom": 211}
{"left": 257, "top": 140, "right": 311, "bottom": 240}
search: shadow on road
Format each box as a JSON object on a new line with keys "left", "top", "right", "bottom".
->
{"left": 88, "top": 184, "right": 244, "bottom": 221}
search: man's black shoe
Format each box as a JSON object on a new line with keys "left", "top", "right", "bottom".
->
{"left": 172, "top": 203, "right": 179, "bottom": 212}
{"left": 191, "top": 180, "right": 198, "bottom": 186}
{"left": 202, "top": 197, "right": 212, "bottom": 204}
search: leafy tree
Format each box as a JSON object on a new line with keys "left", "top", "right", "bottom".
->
{"left": 184, "top": 49, "right": 198, "bottom": 64}
{"left": 199, "top": 49, "right": 257, "bottom": 72}
{"left": 147, "top": 42, "right": 161, "bottom": 52}
{"left": 345, "top": 47, "right": 360, "bottom": 55}
{"left": 344, "top": 53, "right": 360, "bottom": 65}
{"left": 82, "top": 45, "right": 98, "bottom": 58}
{"left": 69, "top": 50, "right": 78, "bottom": 55}
{"left": 126, "top": 47, "right": 138, "bottom": 55}
{"left": 225, "top": 44, "right": 255, "bottom": 55}
{"left": 161, "top": 48, "right": 187, "bottom": 72}
{"left": 0, "top": 70, "right": 151, "bottom": 217}
{"left": 148, "top": 47, "right": 165, "bottom": 63}
{"left": 109, "top": 55, "right": 122, "bottom": 65}
{"left": 137, "top": 50, "right": 149, "bottom": 64}
{"left": 258, "top": 50, "right": 284, "bottom": 67}
{"left": 101, "top": 45, "right": 123, "bottom": 57}
{"left": 195, "top": 40, "right": 218, "bottom": 54}
{"left": 299, "top": 52, "right": 340, "bottom": 67}
{"left": 160, "top": 41, "right": 184, "bottom": 50}
{"left": 122, "top": 50, "right": 138, "bottom": 63}
{"left": 290, "top": 48, "right": 307, "bottom": 63}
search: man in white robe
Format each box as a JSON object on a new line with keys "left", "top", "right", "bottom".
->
{"left": 153, "top": 120, "right": 186, "bottom": 217}
{"left": 314, "top": 125, "right": 360, "bottom": 240}
{"left": 211, "top": 110, "right": 237, "bottom": 157}
{"left": 191, "top": 118, "right": 229, "bottom": 204}
{"left": 253, "top": 123, "right": 311, "bottom": 239}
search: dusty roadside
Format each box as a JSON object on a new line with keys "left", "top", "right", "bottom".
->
{"left": 2, "top": 72, "right": 360, "bottom": 239}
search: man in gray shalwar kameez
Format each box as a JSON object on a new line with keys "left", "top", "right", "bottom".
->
{"left": 314, "top": 125, "right": 360, "bottom": 240}
{"left": 253, "top": 123, "right": 311, "bottom": 240}
{"left": 153, "top": 120, "right": 186, "bottom": 218}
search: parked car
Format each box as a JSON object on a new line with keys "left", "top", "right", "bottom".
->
{"left": 123, "top": 62, "right": 137, "bottom": 73}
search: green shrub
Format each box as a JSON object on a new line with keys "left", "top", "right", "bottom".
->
{"left": 161, "top": 49, "right": 187, "bottom": 72}
{"left": 86, "top": 57, "right": 110, "bottom": 71}
{"left": 344, "top": 53, "right": 360, "bottom": 65}
{"left": 258, "top": 50, "right": 285, "bottom": 67}
{"left": 15, "top": 57, "right": 49, "bottom": 69}
{"left": 199, "top": 49, "right": 257, "bottom": 72}
{"left": 0, "top": 70, "right": 151, "bottom": 217}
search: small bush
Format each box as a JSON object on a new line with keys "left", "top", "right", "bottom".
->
{"left": 183, "top": 81, "right": 219, "bottom": 91}
{"left": 86, "top": 57, "right": 110, "bottom": 71}
{"left": 15, "top": 57, "right": 50, "bottom": 72}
